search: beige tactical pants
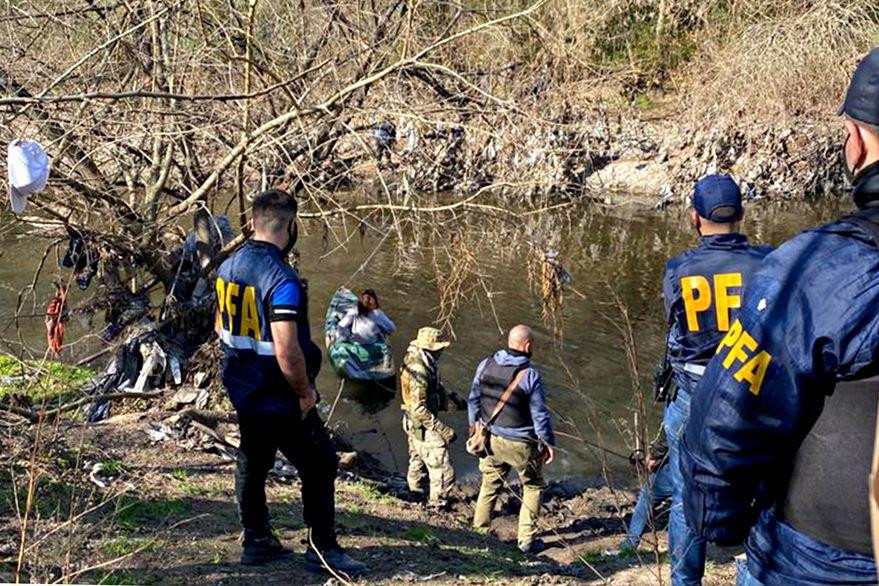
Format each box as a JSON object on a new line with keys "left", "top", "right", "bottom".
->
{"left": 404, "top": 417, "right": 454, "bottom": 506}
{"left": 473, "top": 434, "right": 545, "bottom": 547}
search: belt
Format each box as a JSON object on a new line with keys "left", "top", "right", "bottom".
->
{"left": 683, "top": 363, "right": 706, "bottom": 376}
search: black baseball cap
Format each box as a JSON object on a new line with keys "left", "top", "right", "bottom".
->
{"left": 838, "top": 47, "right": 879, "bottom": 126}
{"left": 691, "top": 174, "right": 743, "bottom": 223}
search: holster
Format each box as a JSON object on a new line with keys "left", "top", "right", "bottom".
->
{"left": 403, "top": 411, "right": 426, "bottom": 442}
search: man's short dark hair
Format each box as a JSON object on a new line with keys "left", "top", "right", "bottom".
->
{"left": 251, "top": 189, "right": 297, "bottom": 233}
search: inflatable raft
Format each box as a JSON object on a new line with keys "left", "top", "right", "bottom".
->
{"left": 324, "top": 287, "right": 395, "bottom": 381}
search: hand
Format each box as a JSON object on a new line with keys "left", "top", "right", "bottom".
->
{"left": 438, "top": 424, "right": 457, "bottom": 444}
{"left": 299, "top": 385, "right": 317, "bottom": 420}
{"left": 646, "top": 457, "right": 657, "bottom": 472}
{"left": 542, "top": 445, "right": 555, "bottom": 465}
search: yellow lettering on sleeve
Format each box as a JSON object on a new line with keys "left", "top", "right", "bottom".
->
{"left": 722, "top": 329, "right": 757, "bottom": 369}
{"left": 734, "top": 350, "right": 773, "bottom": 396}
{"left": 681, "top": 275, "right": 711, "bottom": 332}
{"left": 240, "top": 286, "right": 261, "bottom": 340}
{"left": 713, "top": 272, "right": 742, "bottom": 332}
{"left": 716, "top": 319, "right": 743, "bottom": 354}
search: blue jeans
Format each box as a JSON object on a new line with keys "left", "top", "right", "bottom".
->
{"left": 664, "top": 389, "right": 707, "bottom": 586}
{"left": 622, "top": 463, "right": 673, "bottom": 548}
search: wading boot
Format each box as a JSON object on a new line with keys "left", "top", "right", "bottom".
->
{"left": 304, "top": 545, "right": 368, "bottom": 577}
{"left": 241, "top": 529, "right": 291, "bottom": 566}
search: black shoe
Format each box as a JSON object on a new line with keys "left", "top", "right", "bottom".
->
{"left": 518, "top": 538, "right": 546, "bottom": 555}
{"left": 304, "top": 546, "right": 368, "bottom": 577}
{"left": 241, "top": 532, "right": 292, "bottom": 566}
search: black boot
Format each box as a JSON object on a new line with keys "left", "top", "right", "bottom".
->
{"left": 241, "top": 528, "right": 291, "bottom": 566}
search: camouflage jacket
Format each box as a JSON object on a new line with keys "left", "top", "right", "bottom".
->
{"left": 400, "top": 347, "right": 450, "bottom": 431}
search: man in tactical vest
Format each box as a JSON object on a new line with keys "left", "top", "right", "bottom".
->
{"left": 469, "top": 324, "right": 555, "bottom": 554}
{"left": 681, "top": 47, "right": 879, "bottom": 585}
{"left": 661, "top": 175, "right": 772, "bottom": 585}
{"left": 215, "top": 189, "right": 366, "bottom": 576}
{"left": 400, "top": 326, "right": 458, "bottom": 508}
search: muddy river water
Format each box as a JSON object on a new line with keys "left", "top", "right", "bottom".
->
{"left": 0, "top": 196, "right": 848, "bottom": 479}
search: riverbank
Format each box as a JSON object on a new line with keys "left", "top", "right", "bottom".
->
{"left": 346, "top": 101, "right": 846, "bottom": 210}
{"left": 0, "top": 410, "right": 741, "bottom": 584}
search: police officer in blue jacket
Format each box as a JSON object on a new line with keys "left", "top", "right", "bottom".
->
{"left": 681, "top": 47, "right": 879, "bottom": 585}
{"left": 215, "top": 189, "right": 366, "bottom": 576}
{"left": 662, "top": 175, "right": 772, "bottom": 585}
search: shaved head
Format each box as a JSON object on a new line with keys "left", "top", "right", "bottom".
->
{"left": 508, "top": 324, "right": 534, "bottom": 351}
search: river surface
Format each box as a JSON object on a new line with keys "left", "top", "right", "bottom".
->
{"left": 0, "top": 196, "right": 847, "bottom": 479}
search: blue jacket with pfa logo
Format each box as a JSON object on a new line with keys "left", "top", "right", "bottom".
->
{"left": 663, "top": 233, "right": 772, "bottom": 392}
{"left": 215, "top": 240, "right": 321, "bottom": 415}
{"left": 681, "top": 217, "right": 879, "bottom": 584}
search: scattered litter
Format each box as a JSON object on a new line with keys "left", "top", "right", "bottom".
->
{"left": 391, "top": 570, "right": 447, "bottom": 582}
{"left": 88, "top": 462, "right": 112, "bottom": 489}
{"left": 195, "top": 388, "right": 210, "bottom": 410}
{"left": 170, "top": 388, "right": 200, "bottom": 406}
{"left": 193, "top": 372, "right": 208, "bottom": 388}
{"left": 144, "top": 422, "right": 177, "bottom": 442}
{"left": 271, "top": 459, "right": 298, "bottom": 480}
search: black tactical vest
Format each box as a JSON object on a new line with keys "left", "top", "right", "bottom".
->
{"left": 476, "top": 357, "right": 530, "bottom": 428}
{"left": 777, "top": 375, "right": 878, "bottom": 554}
{"left": 776, "top": 206, "right": 879, "bottom": 555}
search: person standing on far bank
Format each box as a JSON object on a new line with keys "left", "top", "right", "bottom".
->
{"left": 469, "top": 324, "right": 555, "bottom": 555}
{"left": 661, "top": 175, "right": 772, "bottom": 585}
{"left": 681, "top": 47, "right": 879, "bottom": 585}
{"left": 400, "top": 327, "right": 459, "bottom": 508}
{"left": 215, "top": 189, "right": 366, "bottom": 576}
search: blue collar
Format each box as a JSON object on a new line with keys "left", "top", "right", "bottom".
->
{"left": 699, "top": 233, "right": 749, "bottom": 250}
{"left": 248, "top": 239, "right": 284, "bottom": 257}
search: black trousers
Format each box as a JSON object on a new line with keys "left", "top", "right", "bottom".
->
{"left": 235, "top": 407, "right": 339, "bottom": 550}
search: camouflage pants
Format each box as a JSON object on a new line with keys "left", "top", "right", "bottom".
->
{"left": 403, "top": 417, "right": 455, "bottom": 505}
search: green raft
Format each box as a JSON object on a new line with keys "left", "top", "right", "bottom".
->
{"left": 324, "top": 287, "right": 395, "bottom": 381}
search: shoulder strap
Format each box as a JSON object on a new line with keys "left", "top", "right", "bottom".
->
{"left": 486, "top": 366, "right": 527, "bottom": 426}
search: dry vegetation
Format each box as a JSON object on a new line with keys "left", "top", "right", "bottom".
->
{"left": 0, "top": 1, "right": 877, "bottom": 583}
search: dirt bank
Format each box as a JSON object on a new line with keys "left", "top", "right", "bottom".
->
{"left": 0, "top": 412, "right": 741, "bottom": 584}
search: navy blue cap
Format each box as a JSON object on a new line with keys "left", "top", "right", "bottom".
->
{"left": 838, "top": 47, "right": 879, "bottom": 126}
{"left": 691, "top": 174, "right": 743, "bottom": 222}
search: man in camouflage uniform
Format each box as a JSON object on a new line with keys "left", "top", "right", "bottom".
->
{"left": 400, "top": 327, "right": 458, "bottom": 508}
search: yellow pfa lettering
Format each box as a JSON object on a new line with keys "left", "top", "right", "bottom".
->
{"left": 225, "top": 281, "right": 240, "bottom": 330}
{"left": 713, "top": 272, "right": 742, "bottom": 331}
{"left": 716, "top": 319, "right": 743, "bottom": 354}
{"left": 715, "top": 318, "right": 773, "bottom": 396}
{"left": 216, "top": 278, "right": 227, "bottom": 329}
{"left": 722, "top": 329, "right": 757, "bottom": 369}
{"left": 681, "top": 273, "right": 743, "bottom": 333}
{"left": 240, "top": 286, "right": 261, "bottom": 340}
{"left": 681, "top": 276, "right": 711, "bottom": 332}
{"left": 734, "top": 351, "right": 772, "bottom": 396}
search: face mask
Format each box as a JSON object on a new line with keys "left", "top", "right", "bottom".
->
{"left": 281, "top": 219, "right": 297, "bottom": 257}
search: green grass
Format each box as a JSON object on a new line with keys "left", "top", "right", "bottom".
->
{"left": 102, "top": 536, "right": 160, "bottom": 556}
{"left": 169, "top": 469, "right": 209, "bottom": 496}
{"left": 404, "top": 526, "right": 436, "bottom": 543}
{"left": 102, "top": 460, "right": 129, "bottom": 477}
{"left": 0, "top": 354, "right": 94, "bottom": 402}
{"left": 116, "top": 497, "right": 188, "bottom": 530}
{"left": 348, "top": 482, "right": 395, "bottom": 506}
